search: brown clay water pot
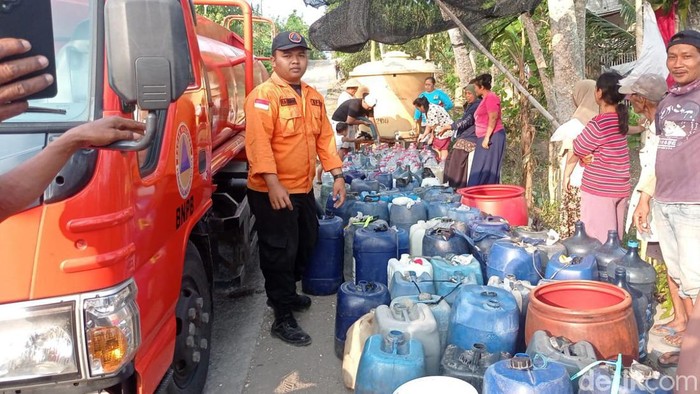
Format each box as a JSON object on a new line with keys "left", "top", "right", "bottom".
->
{"left": 525, "top": 280, "right": 639, "bottom": 366}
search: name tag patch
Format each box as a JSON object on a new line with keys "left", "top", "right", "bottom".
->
{"left": 310, "top": 99, "right": 322, "bottom": 107}
{"left": 281, "top": 97, "right": 297, "bottom": 106}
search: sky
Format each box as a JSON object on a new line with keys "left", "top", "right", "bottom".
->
{"left": 250, "top": 0, "right": 326, "bottom": 25}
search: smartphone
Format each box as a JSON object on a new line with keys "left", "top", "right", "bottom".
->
{"left": 0, "top": 0, "right": 58, "bottom": 100}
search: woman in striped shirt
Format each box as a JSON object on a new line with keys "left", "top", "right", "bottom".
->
{"left": 565, "top": 72, "right": 631, "bottom": 243}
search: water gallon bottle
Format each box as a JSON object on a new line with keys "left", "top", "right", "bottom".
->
{"left": 483, "top": 354, "right": 573, "bottom": 394}
{"left": 393, "top": 376, "right": 478, "bottom": 394}
{"left": 422, "top": 227, "right": 471, "bottom": 257}
{"left": 356, "top": 331, "right": 426, "bottom": 394}
{"left": 342, "top": 310, "right": 376, "bottom": 390}
{"left": 302, "top": 215, "right": 344, "bottom": 295}
{"left": 525, "top": 330, "right": 597, "bottom": 378}
{"left": 544, "top": 252, "right": 599, "bottom": 281}
{"left": 387, "top": 254, "right": 433, "bottom": 283}
{"left": 410, "top": 219, "right": 439, "bottom": 256}
{"left": 577, "top": 361, "right": 674, "bottom": 394}
{"left": 487, "top": 239, "right": 544, "bottom": 284}
{"left": 370, "top": 171, "right": 393, "bottom": 189}
{"left": 319, "top": 171, "right": 335, "bottom": 208}
{"left": 353, "top": 194, "right": 390, "bottom": 222}
{"left": 427, "top": 200, "right": 461, "bottom": 219}
{"left": 431, "top": 254, "right": 484, "bottom": 287}
{"left": 375, "top": 302, "right": 441, "bottom": 375}
{"left": 335, "top": 281, "right": 391, "bottom": 359}
{"left": 344, "top": 215, "right": 381, "bottom": 283}
{"left": 441, "top": 343, "right": 510, "bottom": 393}
{"left": 612, "top": 267, "right": 649, "bottom": 362}
{"left": 447, "top": 204, "right": 482, "bottom": 225}
{"left": 392, "top": 294, "right": 451, "bottom": 352}
{"left": 592, "top": 230, "right": 626, "bottom": 282}
{"left": 487, "top": 275, "right": 535, "bottom": 352}
{"left": 607, "top": 240, "right": 657, "bottom": 303}
{"left": 354, "top": 221, "right": 398, "bottom": 285}
{"left": 397, "top": 227, "right": 410, "bottom": 257}
{"left": 448, "top": 285, "right": 519, "bottom": 355}
{"left": 390, "top": 198, "right": 427, "bottom": 233}
{"left": 351, "top": 178, "right": 381, "bottom": 193}
{"left": 389, "top": 271, "right": 436, "bottom": 299}
{"left": 562, "top": 221, "right": 602, "bottom": 256}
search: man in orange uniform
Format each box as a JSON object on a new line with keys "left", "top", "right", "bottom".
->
{"left": 245, "top": 32, "right": 346, "bottom": 346}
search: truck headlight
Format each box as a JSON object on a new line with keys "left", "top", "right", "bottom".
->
{"left": 0, "top": 303, "right": 78, "bottom": 382}
{"left": 84, "top": 282, "right": 140, "bottom": 376}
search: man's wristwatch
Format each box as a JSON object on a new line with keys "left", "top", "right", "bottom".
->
{"left": 332, "top": 173, "right": 345, "bottom": 181}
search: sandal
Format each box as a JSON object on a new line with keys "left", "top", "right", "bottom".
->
{"left": 662, "top": 332, "right": 684, "bottom": 349}
{"left": 658, "top": 351, "right": 680, "bottom": 368}
{"left": 650, "top": 325, "right": 677, "bottom": 337}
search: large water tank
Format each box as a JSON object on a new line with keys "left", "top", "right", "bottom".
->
{"left": 349, "top": 52, "right": 440, "bottom": 139}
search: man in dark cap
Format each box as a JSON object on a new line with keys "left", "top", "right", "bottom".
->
{"left": 244, "top": 32, "right": 346, "bottom": 346}
{"left": 633, "top": 30, "right": 700, "bottom": 372}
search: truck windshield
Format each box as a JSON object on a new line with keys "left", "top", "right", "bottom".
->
{"left": 1, "top": 0, "right": 96, "bottom": 124}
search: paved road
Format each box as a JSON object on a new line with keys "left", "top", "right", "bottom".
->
{"left": 204, "top": 59, "right": 347, "bottom": 394}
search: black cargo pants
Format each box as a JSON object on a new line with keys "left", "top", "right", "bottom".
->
{"left": 247, "top": 189, "right": 319, "bottom": 317}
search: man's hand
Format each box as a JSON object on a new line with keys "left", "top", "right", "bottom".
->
{"left": 63, "top": 117, "right": 146, "bottom": 149}
{"left": 633, "top": 195, "right": 652, "bottom": 234}
{"left": 267, "top": 180, "right": 292, "bottom": 210}
{"left": 0, "top": 38, "right": 54, "bottom": 122}
{"left": 332, "top": 178, "right": 346, "bottom": 208}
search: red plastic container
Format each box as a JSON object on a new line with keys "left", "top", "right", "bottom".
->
{"left": 525, "top": 280, "right": 639, "bottom": 365}
{"left": 457, "top": 185, "right": 528, "bottom": 226}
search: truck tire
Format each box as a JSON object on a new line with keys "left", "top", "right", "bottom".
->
{"left": 168, "top": 243, "right": 212, "bottom": 393}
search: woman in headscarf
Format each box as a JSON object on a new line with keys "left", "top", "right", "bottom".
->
{"left": 444, "top": 84, "right": 482, "bottom": 188}
{"left": 550, "top": 79, "right": 598, "bottom": 238}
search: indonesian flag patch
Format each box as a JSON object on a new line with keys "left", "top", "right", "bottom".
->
{"left": 254, "top": 98, "right": 270, "bottom": 111}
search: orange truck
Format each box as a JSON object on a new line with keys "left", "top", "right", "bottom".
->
{"left": 0, "top": 0, "right": 268, "bottom": 392}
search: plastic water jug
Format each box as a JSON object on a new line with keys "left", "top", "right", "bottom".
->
{"left": 441, "top": 343, "right": 510, "bottom": 393}
{"left": 448, "top": 285, "right": 519, "bottom": 355}
{"left": 393, "top": 376, "right": 478, "bottom": 394}
{"left": 390, "top": 198, "right": 427, "bottom": 233}
{"left": 427, "top": 200, "right": 461, "bottom": 219}
{"left": 562, "top": 221, "right": 602, "bottom": 256}
{"left": 302, "top": 215, "right": 344, "bottom": 295}
{"left": 392, "top": 294, "right": 451, "bottom": 352}
{"left": 344, "top": 169, "right": 366, "bottom": 184}
{"left": 387, "top": 254, "right": 433, "bottom": 282}
{"left": 525, "top": 330, "right": 597, "bottom": 378}
{"left": 431, "top": 254, "right": 484, "bottom": 287}
{"left": 487, "top": 239, "right": 544, "bottom": 284}
{"left": 389, "top": 271, "right": 436, "bottom": 299}
{"left": 487, "top": 275, "right": 535, "bottom": 352}
{"left": 354, "top": 221, "right": 398, "bottom": 285}
{"left": 375, "top": 302, "right": 441, "bottom": 375}
{"left": 607, "top": 240, "right": 657, "bottom": 303}
{"left": 613, "top": 267, "right": 650, "bottom": 362}
{"left": 469, "top": 216, "right": 511, "bottom": 259}
{"left": 436, "top": 271, "right": 479, "bottom": 305}
{"left": 420, "top": 186, "right": 459, "bottom": 202}
{"left": 577, "top": 361, "right": 674, "bottom": 394}
{"left": 397, "top": 227, "right": 410, "bottom": 257}
{"left": 378, "top": 189, "right": 403, "bottom": 202}
{"left": 335, "top": 281, "right": 391, "bottom": 358}
{"left": 356, "top": 331, "right": 426, "bottom": 394}
{"left": 351, "top": 178, "right": 381, "bottom": 193}
{"left": 370, "top": 171, "right": 393, "bottom": 189}
{"left": 422, "top": 227, "right": 472, "bottom": 257}
{"left": 483, "top": 354, "right": 573, "bottom": 394}
{"left": 410, "top": 218, "right": 453, "bottom": 256}
{"left": 512, "top": 227, "right": 567, "bottom": 261}
{"left": 593, "top": 230, "right": 627, "bottom": 282}
{"left": 545, "top": 252, "right": 599, "bottom": 281}
{"left": 344, "top": 215, "right": 382, "bottom": 282}
{"left": 352, "top": 194, "right": 390, "bottom": 222}
{"left": 342, "top": 311, "right": 376, "bottom": 390}
{"left": 447, "top": 204, "right": 482, "bottom": 224}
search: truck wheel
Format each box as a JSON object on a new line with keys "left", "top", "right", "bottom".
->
{"left": 168, "top": 243, "right": 212, "bottom": 393}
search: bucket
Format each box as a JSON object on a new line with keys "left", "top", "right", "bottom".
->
{"left": 457, "top": 185, "right": 528, "bottom": 226}
{"left": 393, "top": 376, "right": 477, "bottom": 394}
{"left": 525, "top": 280, "right": 639, "bottom": 365}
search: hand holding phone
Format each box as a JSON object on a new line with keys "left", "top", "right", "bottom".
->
{"left": 0, "top": 38, "right": 54, "bottom": 121}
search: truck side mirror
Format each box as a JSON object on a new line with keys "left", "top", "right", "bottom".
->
{"left": 104, "top": 0, "right": 193, "bottom": 150}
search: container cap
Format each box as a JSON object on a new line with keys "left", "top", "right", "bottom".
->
{"left": 627, "top": 240, "right": 639, "bottom": 248}
{"left": 510, "top": 355, "right": 533, "bottom": 370}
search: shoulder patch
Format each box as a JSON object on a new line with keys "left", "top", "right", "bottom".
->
{"left": 254, "top": 99, "right": 270, "bottom": 110}
{"left": 310, "top": 99, "right": 322, "bottom": 107}
{"left": 280, "top": 97, "right": 297, "bottom": 106}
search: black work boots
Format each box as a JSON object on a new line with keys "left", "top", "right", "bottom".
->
{"left": 271, "top": 313, "right": 312, "bottom": 346}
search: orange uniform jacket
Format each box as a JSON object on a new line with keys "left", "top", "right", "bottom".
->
{"left": 245, "top": 72, "right": 343, "bottom": 194}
